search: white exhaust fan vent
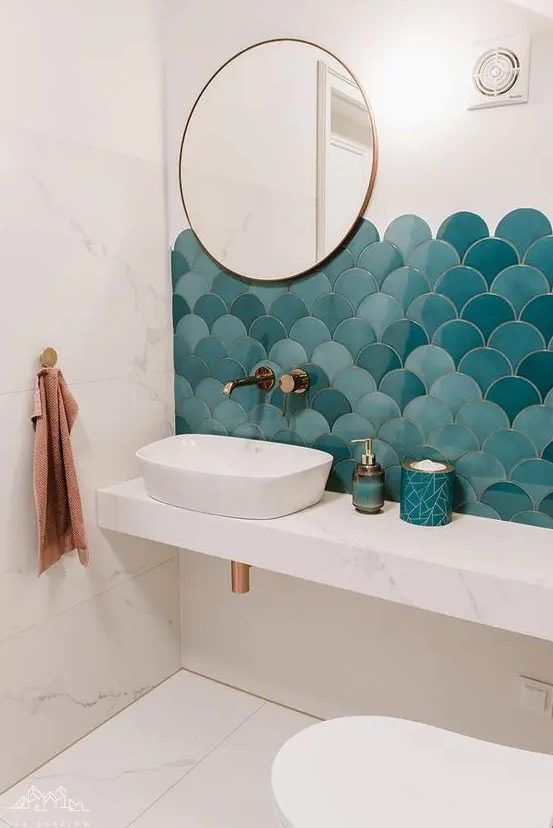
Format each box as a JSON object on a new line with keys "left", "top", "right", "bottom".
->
{"left": 468, "top": 36, "right": 530, "bottom": 110}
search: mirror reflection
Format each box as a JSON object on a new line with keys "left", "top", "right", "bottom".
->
{"left": 179, "top": 39, "right": 377, "bottom": 281}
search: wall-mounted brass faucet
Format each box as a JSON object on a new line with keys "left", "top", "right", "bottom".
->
{"left": 222, "top": 366, "right": 275, "bottom": 397}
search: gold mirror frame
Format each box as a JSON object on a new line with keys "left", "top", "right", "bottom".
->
{"left": 178, "top": 38, "right": 379, "bottom": 282}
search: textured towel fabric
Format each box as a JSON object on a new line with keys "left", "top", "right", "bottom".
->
{"left": 32, "top": 367, "right": 88, "bottom": 574}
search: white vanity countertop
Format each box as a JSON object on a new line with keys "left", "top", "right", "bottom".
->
{"left": 97, "top": 478, "right": 553, "bottom": 642}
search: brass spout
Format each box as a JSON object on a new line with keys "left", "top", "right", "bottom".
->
{"left": 222, "top": 366, "right": 275, "bottom": 397}
{"left": 231, "top": 561, "right": 250, "bottom": 593}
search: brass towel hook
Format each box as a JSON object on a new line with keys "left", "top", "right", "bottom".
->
{"left": 40, "top": 347, "right": 58, "bottom": 368}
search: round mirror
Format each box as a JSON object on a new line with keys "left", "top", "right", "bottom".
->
{"left": 179, "top": 39, "right": 377, "bottom": 281}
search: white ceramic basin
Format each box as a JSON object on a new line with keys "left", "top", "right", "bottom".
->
{"left": 136, "top": 434, "right": 332, "bottom": 519}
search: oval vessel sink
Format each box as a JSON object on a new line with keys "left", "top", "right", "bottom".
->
{"left": 137, "top": 434, "right": 332, "bottom": 519}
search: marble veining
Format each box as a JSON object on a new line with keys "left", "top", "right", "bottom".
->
{"left": 172, "top": 209, "right": 553, "bottom": 531}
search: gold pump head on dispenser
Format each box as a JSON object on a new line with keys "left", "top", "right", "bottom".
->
{"left": 351, "top": 437, "right": 377, "bottom": 467}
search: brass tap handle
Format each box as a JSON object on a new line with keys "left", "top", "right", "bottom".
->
{"left": 279, "top": 368, "right": 309, "bottom": 416}
{"left": 278, "top": 368, "right": 310, "bottom": 395}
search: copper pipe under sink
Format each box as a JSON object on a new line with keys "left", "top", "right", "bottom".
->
{"left": 231, "top": 561, "right": 250, "bottom": 593}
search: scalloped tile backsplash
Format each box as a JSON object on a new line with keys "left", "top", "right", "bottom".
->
{"left": 172, "top": 209, "right": 553, "bottom": 529}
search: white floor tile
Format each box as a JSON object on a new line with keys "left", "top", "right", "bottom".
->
{"left": 0, "top": 671, "right": 263, "bottom": 828}
{"left": 131, "top": 701, "right": 316, "bottom": 828}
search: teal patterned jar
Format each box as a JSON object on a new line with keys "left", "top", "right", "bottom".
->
{"left": 400, "top": 460, "right": 455, "bottom": 527}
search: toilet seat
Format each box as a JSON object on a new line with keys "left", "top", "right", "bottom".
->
{"left": 272, "top": 716, "right": 553, "bottom": 827}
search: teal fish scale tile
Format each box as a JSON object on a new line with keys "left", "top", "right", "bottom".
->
{"left": 172, "top": 210, "right": 553, "bottom": 529}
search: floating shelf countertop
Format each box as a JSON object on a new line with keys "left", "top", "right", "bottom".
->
{"left": 97, "top": 478, "right": 553, "bottom": 642}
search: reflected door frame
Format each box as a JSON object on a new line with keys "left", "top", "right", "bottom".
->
{"left": 316, "top": 60, "right": 373, "bottom": 260}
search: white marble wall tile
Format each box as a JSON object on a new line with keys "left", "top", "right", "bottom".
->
{"left": 0, "top": 373, "right": 174, "bottom": 644}
{"left": 0, "top": 0, "right": 164, "bottom": 161}
{"left": 0, "top": 671, "right": 263, "bottom": 828}
{"left": 0, "top": 127, "right": 172, "bottom": 395}
{"left": 0, "top": 0, "right": 174, "bottom": 795}
{"left": 132, "top": 702, "right": 315, "bottom": 827}
{"left": 0, "top": 558, "right": 180, "bottom": 792}
{"left": 0, "top": 116, "right": 175, "bottom": 785}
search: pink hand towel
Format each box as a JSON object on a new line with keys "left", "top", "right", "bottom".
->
{"left": 32, "top": 367, "right": 88, "bottom": 574}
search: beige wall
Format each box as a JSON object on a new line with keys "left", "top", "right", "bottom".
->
{"left": 181, "top": 551, "right": 553, "bottom": 753}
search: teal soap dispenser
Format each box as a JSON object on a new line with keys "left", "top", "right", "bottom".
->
{"left": 350, "top": 438, "right": 385, "bottom": 514}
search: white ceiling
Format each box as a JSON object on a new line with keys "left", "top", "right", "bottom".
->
{"left": 510, "top": 0, "right": 553, "bottom": 18}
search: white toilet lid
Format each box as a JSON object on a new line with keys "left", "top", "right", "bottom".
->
{"left": 272, "top": 717, "right": 553, "bottom": 828}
